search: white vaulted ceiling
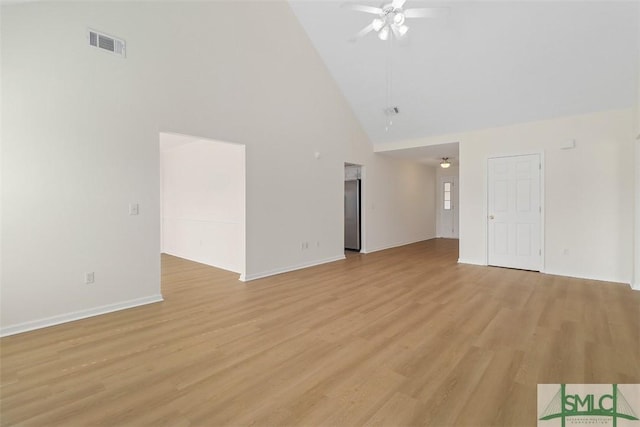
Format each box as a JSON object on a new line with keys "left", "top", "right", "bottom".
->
{"left": 289, "top": 1, "right": 639, "bottom": 145}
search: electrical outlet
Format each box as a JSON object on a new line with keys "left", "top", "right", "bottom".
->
{"left": 129, "top": 203, "right": 139, "bottom": 216}
{"left": 85, "top": 272, "right": 95, "bottom": 284}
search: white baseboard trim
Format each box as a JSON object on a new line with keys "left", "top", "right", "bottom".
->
{"left": 363, "top": 237, "right": 434, "bottom": 254}
{"left": 0, "top": 294, "right": 164, "bottom": 337}
{"left": 457, "top": 258, "right": 487, "bottom": 266}
{"left": 162, "top": 251, "right": 241, "bottom": 275}
{"left": 629, "top": 280, "right": 639, "bottom": 291}
{"left": 455, "top": 261, "right": 633, "bottom": 287}
{"left": 241, "top": 255, "right": 346, "bottom": 282}
{"left": 543, "top": 269, "right": 631, "bottom": 286}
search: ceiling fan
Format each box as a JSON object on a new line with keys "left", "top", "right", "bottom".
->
{"left": 344, "top": 0, "right": 448, "bottom": 41}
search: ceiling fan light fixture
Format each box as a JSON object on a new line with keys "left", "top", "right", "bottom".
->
{"left": 372, "top": 18, "right": 384, "bottom": 32}
{"left": 378, "top": 25, "right": 390, "bottom": 40}
{"left": 393, "top": 12, "right": 405, "bottom": 26}
{"left": 440, "top": 158, "right": 451, "bottom": 168}
{"left": 346, "top": 1, "right": 448, "bottom": 42}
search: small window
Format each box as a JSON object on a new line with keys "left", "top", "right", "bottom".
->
{"left": 443, "top": 182, "right": 452, "bottom": 210}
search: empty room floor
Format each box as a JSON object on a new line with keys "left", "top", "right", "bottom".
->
{"left": 1, "top": 239, "right": 639, "bottom": 426}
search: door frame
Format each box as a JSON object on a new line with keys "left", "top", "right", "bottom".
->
{"left": 485, "top": 151, "right": 545, "bottom": 272}
{"left": 344, "top": 163, "right": 366, "bottom": 253}
{"left": 344, "top": 178, "right": 361, "bottom": 251}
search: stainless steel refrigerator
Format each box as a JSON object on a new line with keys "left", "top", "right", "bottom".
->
{"left": 344, "top": 179, "right": 361, "bottom": 251}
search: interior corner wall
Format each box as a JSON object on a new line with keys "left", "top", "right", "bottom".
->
{"left": 458, "top": 109, "right": 634, "bottom": 284}
{"left": 160, "top": 135, "right": 245, "bottom": 275}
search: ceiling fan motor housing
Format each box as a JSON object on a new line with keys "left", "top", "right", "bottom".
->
{"left": 381, "top": 5, "right": 405, "bottom": 25}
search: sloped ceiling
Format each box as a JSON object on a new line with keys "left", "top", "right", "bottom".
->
{"left": 379, "top": 142, "right": 459, "bottom": 165}
{"left": 289, "top": 1, "right": 639, "bottom": 146}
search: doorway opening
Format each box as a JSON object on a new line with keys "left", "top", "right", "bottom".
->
{"left": 344, "top": 163, "right": 362, "bottom": 252}
{"left": 159, "top": 132, "right": 246, "bottom": 279}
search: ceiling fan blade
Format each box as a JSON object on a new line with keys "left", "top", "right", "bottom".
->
{"left": 342, "top": 3, "right": 383, "bottom": 15}
{"left": 404, "top": 7, "right": 450, "bottom": 18}
{"left": 348, "top": 22, "right": 375, "bottom": 42}
{"left": 391, "top": 0, "right": 407, "bottom": 9}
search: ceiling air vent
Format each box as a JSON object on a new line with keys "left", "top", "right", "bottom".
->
{"left": 88, "top": 29, "right": 126, "bottom": 58}
{"left": 384, "top": 106, "right": 399, "bottom": 116}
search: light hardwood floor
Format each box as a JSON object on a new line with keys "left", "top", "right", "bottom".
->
{"left": 1, "top": 239, "right": 639, "bottom": 426}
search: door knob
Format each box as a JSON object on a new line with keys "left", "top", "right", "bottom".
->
{"left": 489, "top": 215, "right": 495, "bottom": 220}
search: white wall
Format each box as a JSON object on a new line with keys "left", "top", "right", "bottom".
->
{"left": 462, "top": 110, "right": 635, "bottom": 284}
{"left": 635, "top": 135, "right": 639, "bottom": 289}
{"left": 634, "top": 4, "right": 640, "bottom": 290}
{"left": 380, "top": 110, "right": 635, "bottom": 284}
{"left": 160, "top": 134, "right": 245, "bottom": 275}
{"left": 633, "top": 3, "right": 640, "bottom": 290}
{"left": 1, "top": 1, "right": 358, "bottom": 332}
{"left": 1, "top": 2, "right": 433, "bottom": 334}
{"left": 2, "top": 4, "right": 166, "bottom": 335}
{"left": 0, "top": 3, "right": 3, "bottom": 315}
{"left": 343, "top": 129, "right": 438, "bottom": 254}
{"left": 363, "top": 155, "right": 436, "bottom": 253}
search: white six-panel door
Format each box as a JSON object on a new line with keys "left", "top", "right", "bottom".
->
{"left": 488, "top": 154, "right": 541, "bottom": 271}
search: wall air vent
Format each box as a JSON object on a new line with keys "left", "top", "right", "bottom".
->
{"left": 87, "top": 29, "right": 126, "bottom": 58}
